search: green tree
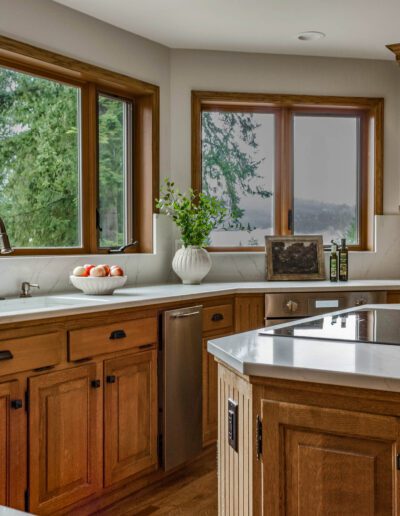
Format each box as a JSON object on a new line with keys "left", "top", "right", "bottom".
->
{"left": 201, "top": 111, "right": 272, "bottom": 228}
{"left": 0, "top": 67, "right": 80, "bottom": 247}
{"left": 0, "top": 67, "right": 125, "bottom": 249}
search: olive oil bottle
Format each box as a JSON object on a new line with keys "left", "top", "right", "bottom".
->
{"left": 339, "top": 238, "right": 349, "bottom": 281}
{"left": 329, "top": 240, "right": 338, "bottom": 282}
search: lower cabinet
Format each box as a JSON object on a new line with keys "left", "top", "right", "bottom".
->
{"left": 28, "top": 364, "right": 103, "bottom": 515}
{"left": 261, "top": 400, "right": 399, "bottom": 515}
{"left": 104, "top": 349, "right": 158, "bottom": 486}
{"left": 0, "top": 380, "right": 25, "bottom": 510}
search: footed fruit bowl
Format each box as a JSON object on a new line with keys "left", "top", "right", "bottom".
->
{"left": 70, "top": 275, "right": 127, "bottom": 295}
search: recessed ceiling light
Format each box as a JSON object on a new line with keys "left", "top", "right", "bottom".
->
{"left": 297, "top": 31, "right": 326, "bottom": 42}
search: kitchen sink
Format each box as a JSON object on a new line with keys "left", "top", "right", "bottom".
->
{"left": 0, "top": 295, "right": 100, "bottom": 314}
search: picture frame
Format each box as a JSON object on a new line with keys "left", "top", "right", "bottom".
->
{"left": 265, "top": 235, "right": 325, "bottom": 281}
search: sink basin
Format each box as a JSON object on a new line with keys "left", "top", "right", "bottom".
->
{"left": 0, "top": 295, "right": 100, "bottom": 314}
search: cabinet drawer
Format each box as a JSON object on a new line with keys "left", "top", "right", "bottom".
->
{"left": 68, "top": 317, "right": 158, "bottom": 361}
{"left": 203, "top": 304, "right": 233, "bottom": 333}
{"left": 0, "top": 332, "right": 63, "bottom": 376}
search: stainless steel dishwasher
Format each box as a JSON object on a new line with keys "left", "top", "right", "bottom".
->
{"left": 160, "top": 305, "right": 203, "bottom": 471}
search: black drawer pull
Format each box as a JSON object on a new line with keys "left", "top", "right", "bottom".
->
{"left": 91, "top": 379, "right": 101, "bottom": 389}
{"left": 110, "top": 330, "right": 126, "bottom": 340}
{"left": 139, "top": 344, "right": 153, "bottom": 350}
{"left": 11, "top": 399, "right": 23, "bottom": 410}
{"left": 0, "top": 350, "right": 13, "bottom": 361}
{"left": 211, "top": 313, "right": 224, "bottom": 322}
{"left": 107, "top": 375, "right": 116, "bottom": 384}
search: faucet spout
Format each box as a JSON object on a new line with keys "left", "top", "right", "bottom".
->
{"left": 0, "top": 217, "right": 13, "bottom": 255}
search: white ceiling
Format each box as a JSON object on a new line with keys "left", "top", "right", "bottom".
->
{"left": 54, "top": 0, "right": 399, "bottom": 60}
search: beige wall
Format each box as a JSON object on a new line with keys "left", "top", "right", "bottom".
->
{"left": 0, "top": 0, "right": 171, "bottom": 180}
{"left": 170, "top": 49, "right": 400, "bottom": 213}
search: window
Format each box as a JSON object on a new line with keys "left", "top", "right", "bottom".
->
{"left": 0, "top": 36, "right": 159, "bottom": 255}
{"left": 98, "top": 94, "right": 133, "bottom": 249}
{"left": 0, "top": 67, "right": 81, "bottom": 248}
{"left": 193, "top": 92, "right": 383, "bottom": 251}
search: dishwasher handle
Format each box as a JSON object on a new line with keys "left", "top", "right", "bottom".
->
{"left": 171, "top": 311, "right": 201, "bottom": 319}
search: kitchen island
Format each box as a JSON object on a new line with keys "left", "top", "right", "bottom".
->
{"left": 208, "top": 304, "right": 400, "bottom": 516}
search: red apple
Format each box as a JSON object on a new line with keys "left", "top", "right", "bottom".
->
{"left": 84, "top": 264, "right": 95, "bottom": 276}
{"left": 99, "top": 264, "right": 111, "bottom": 276}
{"left": 110, "top": 266, "right": 124, "bottom": 277}
{"left": 90, "top": 265, "right": 107, "bottom": 277}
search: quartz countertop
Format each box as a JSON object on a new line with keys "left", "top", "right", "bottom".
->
{"left": 208, "top": 304, "right": 400, "bottom": 392}
{"left": 1, "top": 279, "right": 400, "bottom": 325}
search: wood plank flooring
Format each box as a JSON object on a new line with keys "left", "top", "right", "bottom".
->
{"left": 94, "top": 449, "right": 218, "bottom": 515}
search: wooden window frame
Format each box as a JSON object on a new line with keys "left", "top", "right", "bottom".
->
{"left": 192, "top": 91, "right": 384, "bottom": 252}
{"left": 0, "top": 36, "right": 159, "bottom": 256}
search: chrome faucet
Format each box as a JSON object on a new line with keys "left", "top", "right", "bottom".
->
{"left": 0, "top": 217, "right": 13, "bottom": 255}
{"left": 20, "top": 282, "right": 40, "bottom": 298}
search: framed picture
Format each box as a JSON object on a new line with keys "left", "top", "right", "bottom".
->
{"left": 265, "top": 235, "right": 325, "bottom": 281}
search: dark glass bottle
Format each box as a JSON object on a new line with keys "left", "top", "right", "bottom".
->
{"left": 339, "top": 238, "right": 349, "bottom": 281}
{"left": 329, "top": 241, "right": 338, "bottom": 282}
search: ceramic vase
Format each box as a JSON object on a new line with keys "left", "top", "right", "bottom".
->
{"left": 172, "top": 246, "right": 212, "bottom": 285}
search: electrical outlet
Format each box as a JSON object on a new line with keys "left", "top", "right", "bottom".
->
{"left": 228, "top": 398, "right": 238, "bottom": 452}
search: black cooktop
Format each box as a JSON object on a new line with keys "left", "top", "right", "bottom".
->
{"left": 261, "top": 308, "right": 400, "bottom": 346}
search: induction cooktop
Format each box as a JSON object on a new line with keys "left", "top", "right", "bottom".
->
{"left": 260, "top": 308, "right": 400, "bottom": 346}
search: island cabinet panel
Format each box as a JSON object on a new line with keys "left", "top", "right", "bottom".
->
{"left": 261, "top": 400, "right": 399, "bottom": 516}
{"left": 104, "top": 349, "right": 158, "bottom": 486}
{"left": 218, "top": 364, "right": 253, "bottom": 516}
{"left": 203, "top": 333, "right": 233, "bottom": 445}
{"left": 387, "top": 290, "right": 400, "bottom": 303}
{"left": 28, "top": 364, "right": 103, "bottom": 515}
{"left": 0, "top": 380, "right": 26, "bottom": 511}
{"left": 234, "top": 295, "right": 265, "bottom": 333}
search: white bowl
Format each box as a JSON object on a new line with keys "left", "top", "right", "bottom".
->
{"left": 70, "top": 275, "right": 127, "bottom": 295}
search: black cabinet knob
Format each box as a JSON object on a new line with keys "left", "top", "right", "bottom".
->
{"left": 106, "top": 375, "right": 116, "bottom": 384}
{"left": 212, "top": 313, "right": 224, "bottom": 322}
{"left": 91, "top": 379, "right": 101, "bottom": 389}
{"left": 11, "top": 399, "right": 23, "bottom": 410}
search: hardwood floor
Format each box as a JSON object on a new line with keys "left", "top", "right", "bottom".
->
{"left": 94, "top": 449, "right": 218, "bottom": 515}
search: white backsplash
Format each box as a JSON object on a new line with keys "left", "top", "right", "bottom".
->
{"left": 202, "top": 215, "right": 400, "bottom": 283}
{"left": 0, "top": 214, "right": 399, "bottom": 297}
{"left": 0, "top": 214, "right": 173, "bottom": 298}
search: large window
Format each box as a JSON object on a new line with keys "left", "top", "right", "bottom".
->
{"left": 193, "top": 92, "right": 383, "bottom": 251}
{"left": 0, "top": 67, "right": 81, "bottom": 248}
{"left": 0, "top": 36, "right": 159, "bottom": 255}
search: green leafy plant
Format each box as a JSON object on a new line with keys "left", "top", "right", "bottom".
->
{"left": 156, "top": 179, "right": 226, "bottom": 248}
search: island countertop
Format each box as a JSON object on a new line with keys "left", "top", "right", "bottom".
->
{"left": 208, "top": 304, "right": 400, "bottom": 392}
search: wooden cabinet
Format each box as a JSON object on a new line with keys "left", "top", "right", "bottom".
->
{"left": 261, "top": 400, "right": 399, "bottom": 515}
{"left": 235, "top": 295, "right": 265, "bottom": 333}
{"left": 29, "top": 364, "right": 102, "bottom": 514}
{"left": 387, "top": 290, "right": 400, "bottom": 303}
{"left": 104, "top": 349, "right": 158, "bottom": 486}
{"left": 0, "top": 380, "right": 25, "bottom": 511}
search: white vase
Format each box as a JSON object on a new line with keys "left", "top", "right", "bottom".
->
{"left": 172, "top": 246, "right": 212, "bottom": 285}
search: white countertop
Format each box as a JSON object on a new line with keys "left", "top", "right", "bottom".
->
{"left": 208, "top": 304, "right": 400, "bottom": 392}
{"left": 0, "top": 279, "right": 400, "bottom": 325}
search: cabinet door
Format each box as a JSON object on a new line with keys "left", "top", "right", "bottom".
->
{"left": 104, "top": 349, "right": 157, "bottom": 486}
{"left": 261, "top": 400, "right": 400, "bottom": 515}
{"left": 0, "top": 380, "right": 25, "bottom": 510}
{"left": 235, "top": 295, "right": 265, "bottom": 333}
{"left": 29, "top": 364, "right": 102, "bottom": 514}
